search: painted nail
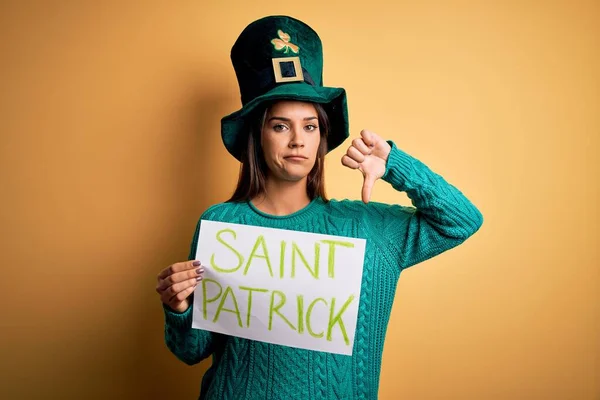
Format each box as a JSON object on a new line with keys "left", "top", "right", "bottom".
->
{"left": 192, "top": 260, "right": 201, "bottom": 266}
{"left": 196, "top": 276, "right": 203, "bottom": 281}
{"left": 196, "top": 268, "right": 204, "bottom": 275}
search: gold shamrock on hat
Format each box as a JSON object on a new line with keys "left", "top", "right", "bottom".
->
{"left": 271, "top": 30, "right": 299, "bottom": 54}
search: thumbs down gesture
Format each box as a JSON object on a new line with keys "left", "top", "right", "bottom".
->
{"left": 341, "top": 130, "right": 392, "bottom": 204}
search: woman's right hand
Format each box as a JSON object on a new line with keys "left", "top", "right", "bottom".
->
{"left": 156, "top": 260, "right": 205, "bottom": 313}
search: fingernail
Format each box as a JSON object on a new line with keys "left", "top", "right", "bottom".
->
{"left": 192, "top": 260, "right": 201, "bottom": 266}
{"left": 196, "top": 268, "right": 204, "bottom": 275}
{"left": 196, "top": 276, "right": 203, "bottom": 281}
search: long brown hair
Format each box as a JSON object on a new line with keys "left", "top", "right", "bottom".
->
{"left": 227, "top": 101, "right": 330, "bottom": 203}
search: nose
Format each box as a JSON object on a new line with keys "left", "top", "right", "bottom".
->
{"left": 289, "top": 127, "right": 305, "bottom": 148}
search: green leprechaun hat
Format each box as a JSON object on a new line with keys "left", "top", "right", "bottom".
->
{"left": 221, "top": 15, "right": 349, "bottom": 161}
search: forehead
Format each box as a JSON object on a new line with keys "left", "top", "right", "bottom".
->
{"left": 267, "top": 100, "right": 317, "bottom": 116}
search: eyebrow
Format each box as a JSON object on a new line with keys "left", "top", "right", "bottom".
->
{"left": 267, "top": 116, "right": 318, "bottom": 122}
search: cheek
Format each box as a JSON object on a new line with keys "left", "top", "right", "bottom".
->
{"left": 261, "top": 134, "right": 275, "bottom": 156}
{"left": 261, "top": 135, "right": 284, "bottom": 166}
{"left": 309, "top": 135, "right": 322, "bottom": 157}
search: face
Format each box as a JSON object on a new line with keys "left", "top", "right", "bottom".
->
{"left": 261, "top": 101, "right": 321, "bottom": 183}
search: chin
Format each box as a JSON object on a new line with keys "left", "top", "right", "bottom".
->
{"left": 282, "top": 173, "right": 309, "bottom": 182}
{"left": 269, "top": 161, "right": 314, "bottom": 183}
{"left": 278, "top": 169, "right": 311, "bottom": 182}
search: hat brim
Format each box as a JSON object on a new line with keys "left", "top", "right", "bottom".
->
{"left": 221, "top": 83, "right": 349, "bottom": 161}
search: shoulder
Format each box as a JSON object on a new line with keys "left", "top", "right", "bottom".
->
{"left": 326, "top": 198, "right": 415, "bottom": 221}
{"left": 198, "top": 201, "right": 247, "bottom": 223}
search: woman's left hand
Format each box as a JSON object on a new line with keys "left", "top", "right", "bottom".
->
{"left": 341, "top": 129, "right": 392, "bottom": 204}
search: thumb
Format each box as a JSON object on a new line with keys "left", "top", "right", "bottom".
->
{"left": 361, "top": 173, "right": 376, "bottom": 204}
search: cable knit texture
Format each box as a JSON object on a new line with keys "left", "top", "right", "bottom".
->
{"left": 163, "top": 142, "right": 483, "bottom": 399}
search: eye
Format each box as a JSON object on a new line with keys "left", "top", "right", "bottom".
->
{"left": 272, "top": 124, "right": 288, "bottom": 132}
{"left": 305, "top": 124, "right": 319, "bottom": 132}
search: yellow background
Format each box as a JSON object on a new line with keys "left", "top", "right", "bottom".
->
{"left": 1, "top": 1, "right": 598, "bottom": 399}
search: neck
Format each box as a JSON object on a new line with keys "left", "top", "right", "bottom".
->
{"left": 252, "top": 177, "right": 312, "bottom": 216}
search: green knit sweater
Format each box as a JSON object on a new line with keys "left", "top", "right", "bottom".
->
{"left": 163, "top": 142, "right": 483, "bottom": 399}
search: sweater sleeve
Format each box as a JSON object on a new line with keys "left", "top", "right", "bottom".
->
{"left": 380, "top": 141, "right": 483, "bottom": 270}
{"left": 163, "top": 218, "right": 217, "bottom": 365}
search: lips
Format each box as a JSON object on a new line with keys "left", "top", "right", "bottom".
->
{"left": 284, "top": 155, "right": 308, "bottom": 161}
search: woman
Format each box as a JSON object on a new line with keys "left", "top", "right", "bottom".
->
{"left": 156, "top": 15, "right": 483, "bottom": 399}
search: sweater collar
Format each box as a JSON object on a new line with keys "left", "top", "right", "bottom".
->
{"left": 246, "top": 196, "right": 325, "bottom": 223}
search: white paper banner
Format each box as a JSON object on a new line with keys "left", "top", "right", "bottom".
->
{"left": 191, "top": 220, "right": 366, "bottom": 355}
